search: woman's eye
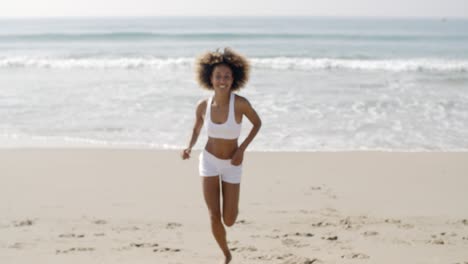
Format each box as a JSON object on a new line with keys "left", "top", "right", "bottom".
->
{"left": 214, "top": 75, "right": 231, "bottom": 80}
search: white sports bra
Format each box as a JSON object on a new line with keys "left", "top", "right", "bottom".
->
{"left": 205, "top": 93, "right": 242, "bottom": 140}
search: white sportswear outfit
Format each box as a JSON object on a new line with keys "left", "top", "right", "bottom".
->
{"left": 199, "top": 92, "right": 243, "bottom": 184}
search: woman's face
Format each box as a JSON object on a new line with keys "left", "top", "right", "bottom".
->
{"left": 211, "top": 64, "right": 233, "bottom": 91}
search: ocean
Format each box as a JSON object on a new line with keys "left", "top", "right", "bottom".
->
{"left": 1, "top": 17, "right": 467, "bottom": 151}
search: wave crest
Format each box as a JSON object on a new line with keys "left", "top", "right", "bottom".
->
{"left": 1, "top": 56, "right": 467, "bottom": 72}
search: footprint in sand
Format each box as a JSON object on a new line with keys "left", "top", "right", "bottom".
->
{"left": 341, "top": 253, "right": 370, "bottom": 259}
{"left": 431, "top": 232, "right": 450, "bottom": 238}
{"left": 340, "top": 218, "right": 354, "bottom": 230}
{"left": 384, "top": 218, "right": 402, "bottom": 224}
{"left": 59, "top": 233, "right": 85, "bottom": 238}
{"left": 8, "top": 242, "right": 24, "bottom": 249}
{"left": 112, "top": 226, "right": 139, "bottom": 232}
{"left": 56, "top": 247, "right": 95, "bottom": 254}
{"left": 281, "top": 254, "right": 321, "bottom": 264}
{"left": 397, "top": 223, "right": 414, "bottom": 229}
{"left": 296, "top": 232, "right": 314, "bottom": 237}
{"left": 252, "top": 253, "right": 321, "bottom": 263}
{"left": 303, "top": 259, "right": 321, "bottom": 264}
{"left": 113, "top": 246, "right": 131, "bottom": 251}
{"left": 166, "top": 222, "right": 182, "bottom": 229}
{"left": 340, "top": 245, "right": 353, "bottom": 250}
{"left": 430, "top": 238, "right": 445, "bottom": 245}
{"left": 92, "top": 219, "right": 107, "bottom": 225}
{"left": 320, "top": 208, "right": 340, "bottom": 218}
{"left": 13, "top": 219, "right": 34, "bottom": 227}
{"left": 284, "top": 257, "right": 321, "bottom": 264}
{"left": 282, "top": 238, "right": 300, "bottom": 247}
{"left": 127, "top": 242, "right": 181, "bottom": 253}
{"left": 322, "top": 235, "right": 338, "bottom": 241}
{"left": 340, "top": 216, "right": 369, "bottom": 230}
{"left": 281, "top": 238, "right": 310, "bottom": 248}
{"left": 252, "top": 253, "right": 293, "bottom": 261}
{"left": 230, "top": 246, "right": 257, "bottom": 252}
{"left": 282, "top": 232, "right": 314, "bottom": 238}
{"left": 428, "top": 232, "right": 458, "bottom": 245}
{"left": 235, "top": 219, "right": 249, "bottom": 225}
{"left": 306, "top": 185, "right": 337, "bottom": 199}
{"left": 130, "top": 242, "right": 159, "bottom": 248}
{"left": 312, "top": 221, "right": 335, "bottom": 228}
{"left": 362, "top": 231, "right": 379, "bottom": 237}
{"left": 153, "top": 247, "right": 181, "bottom": 253}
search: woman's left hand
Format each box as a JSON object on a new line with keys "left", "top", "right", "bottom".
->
{"left": 231, "top": 149, "right": 244, "bottom": 166}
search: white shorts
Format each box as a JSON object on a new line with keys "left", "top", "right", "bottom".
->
{"left": 199, "top": 150, "right": 242, "bottom": 184}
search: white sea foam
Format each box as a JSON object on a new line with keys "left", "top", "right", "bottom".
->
{"left": 251, "top": 58, "right": 468, "bottom": 72}
{"left": 0, "top": 57, "right": 193, "bottom": 69}
{"left": 1, "top": 56, "right": 467, "bottom": 72}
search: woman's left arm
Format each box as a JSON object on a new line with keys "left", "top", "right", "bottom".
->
{"left": 231, "top": 97, "right": 262, "bottom": 165}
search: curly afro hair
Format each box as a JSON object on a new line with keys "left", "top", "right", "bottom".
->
{"left": 195, "top": 47, "right": 250, "bottom": 91}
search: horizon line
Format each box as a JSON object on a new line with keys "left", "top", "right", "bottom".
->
{"left": 0, "top": 14, "right": 467, "bottom": 20}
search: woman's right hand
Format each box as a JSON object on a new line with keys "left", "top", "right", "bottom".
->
{"left": 181, "top": 148, "right": 191, "bottom": 160}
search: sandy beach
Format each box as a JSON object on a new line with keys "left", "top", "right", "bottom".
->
{"left": 1, "top": 149, "right": 467, "bottom": 264}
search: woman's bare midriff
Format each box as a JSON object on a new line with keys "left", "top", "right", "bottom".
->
{"left": 204, "top": 137, "right": 238, "bottom": 160}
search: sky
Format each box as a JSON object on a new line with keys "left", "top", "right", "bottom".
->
{"left": 0, "top": 0, "right": 467, "bottom": 18}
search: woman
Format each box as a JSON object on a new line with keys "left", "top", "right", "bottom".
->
{"left": 181, "top": 48, "right": 262, "bottom": 263}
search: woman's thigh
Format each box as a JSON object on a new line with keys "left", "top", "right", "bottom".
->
{"left": 202, "top": 176, "right": 222, "bottom": 217}
{"left": 221, "top": 181, "right": 240, "bottom": 224}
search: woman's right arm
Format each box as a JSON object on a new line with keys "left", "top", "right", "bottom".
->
{"left": 181, "top": 100, "right": 206, "bottom": 160}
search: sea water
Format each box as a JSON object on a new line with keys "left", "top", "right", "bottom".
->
{"left": 1, "top": 17, "right": 467, "bottom": 151}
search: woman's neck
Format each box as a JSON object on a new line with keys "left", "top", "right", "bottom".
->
{"left": 212, "top": 91, "right": 230, "bottom": 106}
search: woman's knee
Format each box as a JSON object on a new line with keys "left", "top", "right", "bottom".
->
{"left": 209, "top": 210, "right": 222, "bottom": 223}
{"left": 223, "top": 213, "right": 238, "bottom": 227}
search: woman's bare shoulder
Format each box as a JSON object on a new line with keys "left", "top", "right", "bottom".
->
{"left": 197, "top": 98, "right": 209, "bottom": 107}
{"left": 196, "top": 98, "right": 209, "bottom": 116}
{"left": 234, "top": 94, "right": 252, "bottom": 108}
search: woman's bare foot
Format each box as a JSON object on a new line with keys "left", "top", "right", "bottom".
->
{"left": 224, "top": 252, "right": 232, "bottom": 264}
